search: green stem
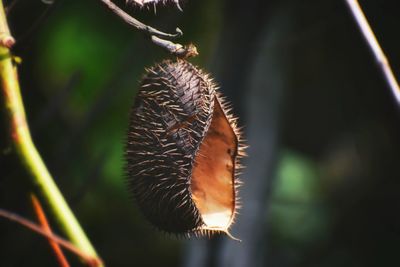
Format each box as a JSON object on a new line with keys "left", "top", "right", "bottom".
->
{"left": 0, "top": 1, "right": 102, "bottom": 265}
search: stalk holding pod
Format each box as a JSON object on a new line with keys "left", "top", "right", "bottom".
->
{"left": 125, "top": 59, "right": 245, "bottom": 238}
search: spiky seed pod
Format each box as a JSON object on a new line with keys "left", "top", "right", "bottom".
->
{"left": 125, "top": 59, "right": 245, "bottom": 238}
{"left": 127, "top": 0, "right": 182, "bottom": 11}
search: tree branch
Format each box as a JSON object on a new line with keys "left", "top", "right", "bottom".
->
{"left": 101, "top": 0, "right": 181, "bottom": 39}
{"left": 0, "top": 208, "right": 102, "bottom": 267}
{"left": 31, "top": 195, "right": 70, "bottom": 267}
{"left": 100, "top": 0, "right": 198, "bottom": 58}
{"left": 0, "top": 1, "right": 102, "bottom": 266}
{"left": 345, "top": 0, "right": 400, "bottom": 106}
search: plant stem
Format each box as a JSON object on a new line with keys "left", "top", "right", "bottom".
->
{"left": 0, "top": 1, "right": 102, "bottom": 265}
{"left": 31, "top": 195, "right": 71, "bottom": 267}
{"left": 345, "top": 0, "right": 400, "bottom": 106}
{"left": 100, "top": 0, "right": 198, "bottom": 58}
{"left": 101, "top": 0, "right": 182, "bottom": 39}
{"left": 0, "top": 208, "right": 102, "bottom": 266}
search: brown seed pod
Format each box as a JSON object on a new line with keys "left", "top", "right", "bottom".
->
{"left": 125, "top": 59, "right": 245, "bottom": 238}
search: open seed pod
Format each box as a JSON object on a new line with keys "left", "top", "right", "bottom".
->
{"left": 125, "top": 59, "right": 245, "bottom": 238}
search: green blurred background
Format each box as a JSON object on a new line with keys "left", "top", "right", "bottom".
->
{"left": 1, "top": 0, "right": 400, "bottom": 266}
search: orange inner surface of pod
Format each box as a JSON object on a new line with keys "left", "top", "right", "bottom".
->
{"left": 191, "top": 100, "right": 237, "bottom": 231}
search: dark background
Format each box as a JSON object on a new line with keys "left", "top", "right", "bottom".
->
{"left": 1, "top": 0, "right": 400, "bottom": 266}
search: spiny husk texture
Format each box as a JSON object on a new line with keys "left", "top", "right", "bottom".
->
{"left": 127, "top": 0, "right": 182, "bottom": 10}
{"left": 125, "top": 59, "right": 244, "bottom": 236}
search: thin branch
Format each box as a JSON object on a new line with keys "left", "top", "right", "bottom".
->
{"left": 31, "top": 195, "right": 70, "bottom": 267}
{"left": 0, "top": 1, "right": 102, "bottom": 266}
{"left": 151, "top": 35, "right": 198, "bottom": 57}
{"left": 100, "top": 0, "right": 181, "bottom": 39}
{"left": 0, "top": 208, "right": 102, "bottom": 267}
{"left": 345, "top": 0, "right": 400, "bottom": 105}
{"left": 100, "top": 0, "right": 198, "bottom": 58}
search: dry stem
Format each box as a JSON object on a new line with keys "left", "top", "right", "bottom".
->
{"left": 345, "top": 0, "right": 400, "bottom": 105}
{"left": 31, "top": 195, "right": 70, "bottom": 267}
{"left": 0, "top": 208, "right": 102, "bottom": 267}
{"left": 100, "top": 0, "right": 198, "bottom": 58}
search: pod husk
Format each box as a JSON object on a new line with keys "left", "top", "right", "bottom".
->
{"left": 125, "top": 59, "right": 245, "bottom": 237}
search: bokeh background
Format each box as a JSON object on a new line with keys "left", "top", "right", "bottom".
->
{"left": 1, "top": 0, "right": 400, "bottom": 266}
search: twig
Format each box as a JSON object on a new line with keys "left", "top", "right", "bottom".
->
{"left": 0, "top": 1, "right": 102, "bottom": 266}
{"left": 100, "top": 0, "right": 198, "bottom": 58}
{"left": 151, "top": 35, "right": 198, "bottom": 57}
{"left": 101, "top": 0, "right": 181, "bottom": 39}
{"left": 0, "top": 208, "right": 102, "bottom": 267}
{"left": 31, "top": 195, "right": 70, "bottom": 267}
{"left": 345, "top": 0, "right": 400, "bottom": 105}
